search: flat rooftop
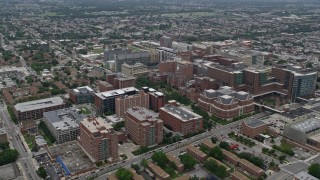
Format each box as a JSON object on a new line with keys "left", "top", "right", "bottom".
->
{"left": 47, "top": 141, "right": 95, "bottom": 175}
{"left": 291, "top": 117, "right": 320, "bottom": 134}
{"left": 43, "top": 108, "right": 84, "bottom": 131}
{"left": 280, "top": 107, "right": 313, "bottom": 119}
{"left": 14, "top": 97, "right": 65, "bottom": 112}
{"left": 80, "top": 117, "right": 113, "bottom": 134}
{"left": 308, "top": 133, "right": 320, "bottom": 142}
{"left": 126, "top": 107, "right": 159, "bottom": 121}
{"left": 95, "top": 87, "right": 138, "bottom": 99}
{"left": 161, "top": 104, "right": 202, "bottom": 121}
{"left": 72, "top": 86, "right": 93, "bottom": 94}
{"left": 244, "top": 119, "right": 266, "bottom": 128}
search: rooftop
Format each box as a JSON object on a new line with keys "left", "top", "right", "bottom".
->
{"left": 14, "top": 97, "right": 65, "bottom": 112}
{"left": 308, "top": 133, "right": 320, "bottom": 142}
{"left": 291, "top": 117, "right": 320, "bottom": 134}
{"left": 95, "top": 87, "right": 138, "bottom": 99}
{"left": 80, "top": 117, "right": 113, "bottom": 134}
{"left": 231, "top": 171, "right": 249, "bottom": 180}
{"left": 161, "top": 104, "right": 202, "bottom": 121}
{"left": 72, "top": 86, "right": 94, "bottom": 94}
{"left": 280, "top": 107, "right": 313, "bottom": 119}
{"left": 244, "top": 119, "right": 266, "bottom": 128}
{"left": 148, "top": 161, "right": 170, "bottom": 179}
{"left": 43, "top": 108, "right": 84, "bottom": 131}
{"left": 187, "top": 145, "right": 207, "bottom": 158}
{"left": 126, "top": 107, "right": 159, "bottom": 122}
{"left": 47, "top": 141, "right": 95, "bottom": 175}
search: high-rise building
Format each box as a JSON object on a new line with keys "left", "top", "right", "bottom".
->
{"left": 125, "top": 107, "right": 163, "bottom": 146}
{"left": 160, "top": 36, "right": 172, "bottom": 48}
{"left": 69, "top": 86, "right": 94, "bottom": 104}
{"left": 159, "top": 101, "right": 203, "bottom": 135}
{"left": 94, "top": 87, "right": 139, "bottom": 114}
{"left": 115, "top": 90, "right": 149, "bottom": 118}
{"left": 78, "top": 117, "right": 118, "bottom": 162}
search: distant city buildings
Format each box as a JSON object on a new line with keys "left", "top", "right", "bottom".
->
{"left": 14, "top": 97, "right": 67, "bottom": 121}
{"left": 0, "top": 33, "right": 3, "bottom": 48}
{"left": 78, "top": 117, "right": 118, "bottom": 162}
{"left": 69, "top": 86, "right": 94, "bottom": 104}
{"left": 125, "top": 107, "right": 163, "bottom": 146}
{"left": 160, "top": 36, "right": 172, "bottom": 48}
{"left": 106, "top": 73, "right": 136, "bottom": 89}
{"left": 159, "top": 101, "right": 203, "bottom": 135}
{"left": 43, "top": 108, "right": 84, "bottom": 144}
{"left": 121, "top": 62, "right": 150, "bottom": 77}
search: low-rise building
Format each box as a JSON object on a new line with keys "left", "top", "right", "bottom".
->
{"left": 159, "top": 101, "right": 203, "bottom": 135}
{"left": 14, "top": 97, "right": 67, "bottom": 121}
{"left": 125, "top": 107, "right": 163, "bottom": 146}
{"left": 121, "top": 62, "right": 150, "bottom": 77}
{"left": 166, "top": 153, "right": 184, "bottom": 172}
{"left": 186, "top": 145, "right": 207, "bottom": 162}
{"left": 238, "top": 159, "right": 264, "bottom": 177}
{"left": 43, "top": 108, "right": 84, "bottom": 144}
{"left": 201, "top": 139, "right": 216, "bottom": 149}
{"left": 231, "top": 171, "right": 249, "bottom": 180}
{"left": 69, "top": 86, "right": 94, "bottom": 104}
{"left": 222, "top": 149, "right": 240, "bottom": 165}
{"left": 198, "top": 86, "right": 254, "bottom": 119}
{"left": 240, "top": 119, "right": 268, "bottom": 138}
{"left": 147, "top": 161, "right": 170, "bottom": 180}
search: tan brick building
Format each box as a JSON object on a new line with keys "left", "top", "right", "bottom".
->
{"left": 115, "top": 90, "right": 149, "bottom": 117}
{"left": 240, "top": 119, "right": 268, "bottom": 138}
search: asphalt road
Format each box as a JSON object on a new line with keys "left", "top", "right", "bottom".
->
{"left": 0, "top": 105, "right": 40, "bottom": 180}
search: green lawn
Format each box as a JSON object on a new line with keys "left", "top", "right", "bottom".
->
{"left": 280, "top": 140, "right": 293, "bottom": 150}
{"left": 23, "top": 134, "right": 35, "bottom": 150}
{"left": 92, "top": 48, "right": 104, "bottom": 54}
{"left": 80, "top": 107, "right": 91, "bottom": 114}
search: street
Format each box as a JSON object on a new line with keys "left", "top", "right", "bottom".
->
{"left": 0, "top": 104, "right": 40, "bottom": 180}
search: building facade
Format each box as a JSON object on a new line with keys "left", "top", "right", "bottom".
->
{"left": 115, "top": 90, "right": 149, "bottom": 118}
{"left": 198, "top": 86, "right": 255, "bottom": 119}
{"left": 121, "top": 62, "right": 150, "bottom": 77}
{"left": 94, "top": 87, "right": 139, "bottom": 114}
{"left": 14, "top": 97, "right": 67, "bottom": 121}
{"left": 69, "top": 86, "right": 94, "bottom": 104}
{"left": 43, "top": 108, "right": 84, "bottom": 144}
{"left": 159, "top": 101, "right": 203, "bottom": 135}
{"left": 125, "top": 107, "right": 163, "bottom": 146}
{"left": 78, "top": 117, "right": 118, "bottom": 162}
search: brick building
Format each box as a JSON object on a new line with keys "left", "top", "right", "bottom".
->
{"left": 115, "top": 90, "right": 149, "bottom": 117}
{"left": 97, "top": 81, "right": 113, "bottom": 92}
{"left": 106, "top": 73, "right": 136, "bottom": 89}
{"left": 94, "top": 87, "right": 139, "bottom": 114}
{"left": 124, "top": 107, "right": 163, "bottom": 146}
{"left": 166, "top": 153, "right": 184, "bottom": 172}
{"left": 69, "top": 86, "right": 94, "bottom": 104}
{"left": 78, "top": 117, "right": 118, "bottom": 162}
{"left": 231, "top": 171, "right": 249, "bottom": 180}
{"left": 186, "top": 145, "right": 207, "bottom": 163}
{"left": 240, "top": 119, "right": 268, "bottom": 138}
{"left": 238, "top": 159, "right": 264, "bottom": 177}
{"left": 14, "top": 97, "right": 67, "bottom": 121}
{"left": 159, "top": 101, "right": 203, "bottom": 135}
{"left": 198, "top": 86, "right": 254, "bottom": 119}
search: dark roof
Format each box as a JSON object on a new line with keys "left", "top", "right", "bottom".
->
{"left": 280, "top": 108, "right": 313, "bottom": 119}
{"left": 245, "top": 119, "right": 266, "bottom": 128}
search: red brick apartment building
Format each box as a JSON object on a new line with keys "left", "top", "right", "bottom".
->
{"left": 115, "top": 90, "right": 149, "bottom": 117}
{"left": 78, "top": 117, "right": 118, "bottom": 162}
{"left": 186, "top": 145, "right": 207, "bottom": 163}
{"left": 198, "top": 86, "right": 254, "bottom": 119}
{"left": 159, "top": 101, "right": 203, "bottom": 135}
{"left": 14, "top": 97, "right": 67, "bottom": 121}
{"left": 124, "top": 107, "right": 163, "bottom": 146}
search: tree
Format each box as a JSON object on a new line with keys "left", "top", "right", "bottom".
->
{"left": 219, "top": 141, "right": 230, "bottom": 151}
{"left": 209, "top": 146, "right": 224, "bottom": 161}
{"left": 115, "top": 168, "right": 132, "bottom": 180}
{"left": 215, "top": 165, "right": 227, "bottom": 178}
{"left": 37, "top": 167, "right": 47, "bottom": 179}
{"left": 308, "top": 163, "right": 320, "bottom": 179}
{"left": 141, "top": 159, "right": 148, "bottom": 168}
{"left": 179, "top": 153, "right": 197, "bottom": 170}
{"left": 151, "top": 151, "right": 169, "bottom": 168}
{"left": 306, "top": 62, "right": 313, "bottom": 68}
{"left": 279, "top": 155, "right": 286, "bottom": 162}
{"left": 131, "top": 164, "right": 140, "bottom": 172}
{"left": 211, "top": 137, "right": 218, "bottom": 144}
